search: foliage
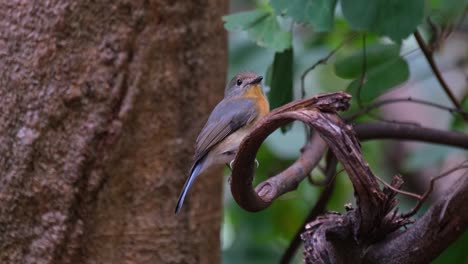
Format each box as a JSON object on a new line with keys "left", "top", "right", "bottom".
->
{"left": 224, "top": 0, "right": 419, "bottom": 106}
{"left": 335, "top": 43, "right": 410, "bottom": 103}
{"left": 271, "top": 0, "right": 337, "bottom": 32}
{"left": 223, "top": 0, "right": 465, "bottom": 108}
{"left": 265, "top": 48, "right": 293, "bottom": 110}
{"left": 341, "top": 0, "right": 424, "bottom": 42}
{"left": 223, "top": 0, "right": 467, "bottom": 263}
{"left": 223, "top": 8, "right": 291, "bottom": 52}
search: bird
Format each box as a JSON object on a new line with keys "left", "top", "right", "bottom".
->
{"left": 175, "top": 71, "right": 270, "bottom": 214}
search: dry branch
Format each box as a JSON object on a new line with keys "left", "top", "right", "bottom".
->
{"left": 355, "top": 122, "right": 468, "bottom": 149}
{"left": 230, "top": 91, "right": 405, "bottom": 236}
{"left": 364, "top": 172, "right": 468, "bottom": 263}
{"left": 230, "top": 91, "right": 468, "bottom": 263}
{"left": 230, "top": 92, "right": 351, "bottom": 212}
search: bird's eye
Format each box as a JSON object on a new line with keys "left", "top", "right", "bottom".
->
{"left": 236, "top": 79, "right": 242, "bottom": 86}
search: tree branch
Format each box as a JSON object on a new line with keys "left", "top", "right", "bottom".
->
{"left": 401, "top": 162, "right": 468, "bottom": 218}
{"left": 256, "top": 134, "right": 327, "bottom": 203}
{"left": 364, "top": 171, "right": 468, "bottom": 263}
{"left": 231, "top": 91, "right": 401, "bottom": 239}
{"left": 230, "top": 92, "right": 351, "bottom": 212}
{"left": 413, "top": 30, "right": 463, "bottom": 113}
{"left": 354, "top": 122, "right": 468, "bottom": 149}
{"left": 300, "top": 33, "right": 358, "bottom": 99}
{"left": 347, "top": 97, "right": 468, "bottom": 121}
{"left": 229, "top": 92, "right": 468, "bottom": 263}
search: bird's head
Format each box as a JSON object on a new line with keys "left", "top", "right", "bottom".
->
{"left": 225, "top": 71, "right": 264, "bottom": 97}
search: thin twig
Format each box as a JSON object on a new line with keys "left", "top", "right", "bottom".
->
{"left": 402, "top": 161, "right": 468, "bottom": 218}
{"left": 300, "top": 33, "right": 358, "bottom": 99}
{"left": 372, "top": 161, "right": 468, "bottom": 218}
{"left": 307, "top": 152, "right": 337, "bottom": 186}
{"left": 401, "top": 47, "right": 421, "bottom": 60}
{"left": 300, "top": 33, "right": 358, "bottom": 141}
{"left": 308, "top": 165, "right": 344, "bottom": 186}
{"left": 374, "top": 174, "right": 421, "bottom": 200}
{"left": 364, "top": 172, "right": 468, "bottom": 263}
{"left": 413, "top": 30, "right": 464, "bottom": 114}
{"left": 352, "top": 33, "right": 415, "bottom": 125}
{"left": 427, "top": 9, "right": 468, "bottom": 52}
{"left": 347, "top": 97, "right": 468, "bottom": 121}
{"left": 360, "top": 110, "right": 421, "bottom": 127}
{"left": 355, "top": 34, "right": 367, "bottom": 108}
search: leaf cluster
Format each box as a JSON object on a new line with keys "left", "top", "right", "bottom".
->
{"left": 223, "top": 0, "right": 466, "bottom": 125}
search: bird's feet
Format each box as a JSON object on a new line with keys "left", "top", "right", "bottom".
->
{"left": 227, "top": 159, "right": 259, "bottom": 171}
{"left": 228, "top": 160, "right": 235, "bottom": 171}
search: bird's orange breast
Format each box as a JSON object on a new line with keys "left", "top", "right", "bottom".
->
{"left": 244, "top": 84, "right": 270, "bottom": 117}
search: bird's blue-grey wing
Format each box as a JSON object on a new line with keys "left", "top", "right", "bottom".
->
{"left": 193, "top": 97, "right": 258, "bottom": 164}
{"left": 175, "top": 97, "right": 259, "bottom": 213}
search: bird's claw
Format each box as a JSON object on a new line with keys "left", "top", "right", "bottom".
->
{"left": 228, "top": 159, "right": 259, "bottom": 170}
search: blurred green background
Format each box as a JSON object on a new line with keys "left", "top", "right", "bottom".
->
{"left": 221, "top": 0, "right": 468, "bottom": 263}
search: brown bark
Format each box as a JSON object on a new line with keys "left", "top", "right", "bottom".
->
{"left": 0, "top": 1, "right": 227, "bottom": 263}
{"left": 364, "top": 174, "right": 468, "bottom": 263}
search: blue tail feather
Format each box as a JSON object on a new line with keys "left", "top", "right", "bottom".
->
{"left": 175, "top": 162, "right": 203, "bottom": 214}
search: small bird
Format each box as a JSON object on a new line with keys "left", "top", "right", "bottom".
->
{"left": 175, "top": 71, "right": 270, "bottom": 213}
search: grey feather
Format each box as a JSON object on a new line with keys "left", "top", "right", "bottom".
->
{"left": 193, "top": 97, "right": 257, "bottom": 164}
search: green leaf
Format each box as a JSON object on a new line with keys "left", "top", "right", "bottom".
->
{"left": 267, "top": 48, "right": 293, "bottom": 109}
{"left": 347, "top": 57, "right": 409, "bottom": 103}
{"left": 341, "top": 0, "right": 425, "bottom": 41}
{"left": 335, "top": 44, "right": 401, "bottom": 79}
{"left": 266, "top": 48, "right": 294, "bottom": 132}
{"left": 223, "top": 9, "right": 292, "bottom": 52}
{"left": 334, "top": 43, "right": 408, "bottom": 103}
{"left": 450, "top": 94, "right": 468, "bottom": 132}
{"left": 430, "top": 0, "right": 468, "bottom": 25}
{"left": 223, "top": 9, "right": 270, "bottom": 31}
{"left": 271, "top": 0, "right": 337, "bottom": 32}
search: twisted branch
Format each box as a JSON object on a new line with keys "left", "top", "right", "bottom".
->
{"left": 230, "top": 91, "right": 391, "bottom": 238}
{"left": 230, "top": 92, "right": 351, "bottom": 212}
{"left": 230, "top": 91, "right": 468, "bottom": 263}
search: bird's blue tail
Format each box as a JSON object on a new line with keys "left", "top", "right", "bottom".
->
{"left": 175, "top": 162, "right": 203, "bottom": 214}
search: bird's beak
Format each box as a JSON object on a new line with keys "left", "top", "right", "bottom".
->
{"left": 249, "top": 76, "right": 263, "bottom": 85}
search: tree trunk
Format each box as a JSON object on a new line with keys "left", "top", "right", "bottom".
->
{"left": 0, "top": 1, "right": 227, "bottom": 263}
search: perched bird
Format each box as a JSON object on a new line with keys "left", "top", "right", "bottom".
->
{"left": 175, "top": 72, "right": 269, "bottom": 213}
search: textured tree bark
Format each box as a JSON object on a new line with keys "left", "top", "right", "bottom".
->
{"left": 0, "top": 1, "right": 227, "bottom": 263}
